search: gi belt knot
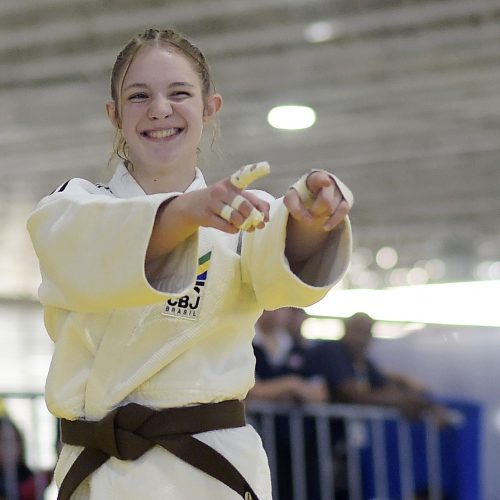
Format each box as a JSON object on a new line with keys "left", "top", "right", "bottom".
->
{"left": 97, "top": 403, "right": 155, "bottom": 460}
{"left": 58, "top": 400, "right": 260, "bottom": 500}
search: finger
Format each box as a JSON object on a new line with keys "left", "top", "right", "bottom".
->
{"left": 239, "top": 208, "right": 265, "bottom": 231}
{"left": 219, "top": 204, "right": 234, "bottom": 223}
{"left": 220, "top": 197, "right": 266, "bottom": 231}
{"left": 209, "top": 208, "right": 241, "bottom": 234}
{"left": 310, "top": 182, "right": 342, "bottom": 217}
{"left": 309, "top": 183, "right": 335, "bottom": 216}
{"left": 323, "top": 199, "right": 350, "bottom": 231}
{"left": 244, "top": 192, "right": 270, "bottom": 222}
{"left": 212, "top": 220, "right": 240, "bottom": 234}
{"left": 306, "top": 170, "right": 355, "bottom": 211}
{"left": 228, "top": 194, "right": 251, "bottom": 221}
{"left": 290, "top": 176, "right": 315, "bottom": 207}
{"left": 230, "top": 194, "right": 248, "bottom": 212}
{"left": 289, "top": 170, "right": 333, "bottom": 209}
{"left": 284, "top": 187, "right": 313, "bottom": 222}
{"left": 235, "top": 191, "right": 270, "bottom": 230}
{"left": 230, "top": 161, "right": 270, "bottom": 189}
{"left": 306, "top": 171, "right": 334, "bottom": 194}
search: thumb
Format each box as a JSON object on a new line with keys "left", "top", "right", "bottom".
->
{"left": 229, "top": 161, "right": 270, "bottom": 189}
{"left": 306, "top": 171, "right": 334, "bottom": 195}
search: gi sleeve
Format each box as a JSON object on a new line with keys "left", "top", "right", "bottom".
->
{"left": 27, "top": 179, "right": 198, "bottom": 312}
{"left": 240, "top": 193, "right": 352, "bottom": 310}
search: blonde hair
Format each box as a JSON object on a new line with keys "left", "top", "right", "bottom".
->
{"left": 108, "top": 28, "right": 216, "bottom": 167}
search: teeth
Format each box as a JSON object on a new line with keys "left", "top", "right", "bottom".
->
{"left": 146, "top": 128, "right": 178, "bottom": 139}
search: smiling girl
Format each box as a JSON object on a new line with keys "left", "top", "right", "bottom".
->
{"left": 27, "top": 29, "right": 353, "bottom": 500}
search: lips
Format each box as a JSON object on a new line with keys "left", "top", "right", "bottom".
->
{"left": 141, "top": 128, "right": 182, "bottom": 139}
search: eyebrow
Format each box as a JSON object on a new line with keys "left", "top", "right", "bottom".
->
{"left": 123, "top": 81, "right": 196, "bottom": 92}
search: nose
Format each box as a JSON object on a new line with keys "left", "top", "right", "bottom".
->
{"left": 148, "top": 96, "right": 173, "bottom": 120}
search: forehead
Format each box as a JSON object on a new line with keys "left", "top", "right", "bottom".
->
{"left": 123, "top": 46, "right": 201, "bottom": 88}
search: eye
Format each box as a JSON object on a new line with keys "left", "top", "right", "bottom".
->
{"left": 128, "top": 92, "right": 149, "bottom": 102}
{"left": 170, "top": 91, "right": 192, "bottom": 100}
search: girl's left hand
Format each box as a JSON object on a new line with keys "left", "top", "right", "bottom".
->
{"left": 284, "top": 170, "right": 350, "bottom": 232}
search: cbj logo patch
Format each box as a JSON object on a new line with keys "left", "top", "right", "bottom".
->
{"left": 162, "top": 251, "right": 211, "bottom": 321}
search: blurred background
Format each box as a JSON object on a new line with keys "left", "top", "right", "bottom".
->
{"left": 1, "top": 0, "right": 499, "bottom": 498}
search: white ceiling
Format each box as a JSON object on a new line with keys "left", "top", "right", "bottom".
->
{"left": 1, "top": 0, "right": 500, "bottom": 298}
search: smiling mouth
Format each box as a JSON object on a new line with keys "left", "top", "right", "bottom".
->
{"left": 142, "top": 128, "right": 182, "bottom": 139}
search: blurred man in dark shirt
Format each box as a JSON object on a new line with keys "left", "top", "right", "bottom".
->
{"left": 306, "top": 312, "right": 450, "bottom": 422}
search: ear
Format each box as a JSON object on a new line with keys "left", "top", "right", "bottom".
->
{"left": 203, "top": 94, "right": 223, "bottom": 123}
{"left": 105, "top": 100, "right": 120, "bottom": 128}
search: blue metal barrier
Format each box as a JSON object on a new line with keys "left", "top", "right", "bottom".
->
{"left": 246, "top": 399, "right": 480, "bottom": 500}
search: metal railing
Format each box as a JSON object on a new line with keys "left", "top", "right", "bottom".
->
{"left": 246, "top": 400, "right": 457, "bottom": 500}
{"left": 0, "top": 392, "right": 463, "bottom": 500}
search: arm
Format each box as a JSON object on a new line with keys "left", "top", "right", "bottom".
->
{"left": 146, "top": 180, "right": 269, "bottom": 262}
{"left": 27, "top": 179, "right": 181, "bottom": 312}
{"left": 28, "top": 169, "right": 270, "bottom": 312}
{"left": 239, "top": 170, "right": 352, "bottom": 309}
{"left": 334, "top": 379, "right": 437, "bottom": 420}
{"left": 149, "top": 167, "right": 352, "bottom": 268}
{"left": 386, "top": 372, "right": 428, "bottom": 392}
{"left": 248, "top": 376, "right": 328, "bottom": 403}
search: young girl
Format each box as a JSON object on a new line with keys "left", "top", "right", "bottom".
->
{"left": 27, "top": 28, "right": 353, "bottom": 500}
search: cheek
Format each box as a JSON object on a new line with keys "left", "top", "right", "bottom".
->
{"left": 121, "top": 103, "right": 142, "bottom": 124}
{"left": 183, "top": 99, "right": 206, "bottom": 122}
{"left": 120, "top": 111, "right": 141, "bottom": 138}
{"left": 184, "top": 111, "right": 205, "bottom": 139}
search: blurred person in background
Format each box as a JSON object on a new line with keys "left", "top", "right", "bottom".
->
{"left": 247, "top": 308, "right": 327, "bottom": 500}
{"left": 0, "top": 410, "right": 50, "bottom": 500}
{"left": 306, "top": 312, "right": 450, "bottom": 423}
{"left": 283, "top": 306, "right": 310, "bottom": 351}
{"left": 248, "top": 308, "right": 327, "bottom": 404}
{"left": 305, "top": 312, "right": 452, "bottom": 500}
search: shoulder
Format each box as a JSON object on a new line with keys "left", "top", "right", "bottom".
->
{"left": 29, "top": 178, "right": 116, "bottom": 217}
{"left": 48, "top": 178, "right": 115, "bottom": 198}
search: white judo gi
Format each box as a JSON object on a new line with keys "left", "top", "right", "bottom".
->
{"left": 27, "top": 164, "right": 352, "bottom": 499}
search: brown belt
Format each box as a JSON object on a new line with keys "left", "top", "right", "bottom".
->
{"left": 58, "top": 400, "right": 259, "bottom": 500}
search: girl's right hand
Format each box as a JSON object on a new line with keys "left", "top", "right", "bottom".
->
{"left": 176, "top": 173, "right": 270, "bottom": 234}
{"left": 206, "top": 177, "right": 270, "bottom": 233}
{"left": 147, "top": 164, "right": 271, "bottom": 262}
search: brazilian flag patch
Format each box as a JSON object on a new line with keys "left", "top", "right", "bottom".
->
{"left": 162, "top": 251, "right": 211, "bottom": 320}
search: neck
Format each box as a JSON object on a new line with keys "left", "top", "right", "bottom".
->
{"left": 129, "top": 162, "right": 197, "bottom": 194}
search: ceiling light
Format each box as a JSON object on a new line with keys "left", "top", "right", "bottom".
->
{"left": 422, "top": 258, "right": 446, "bottom": 280}
{"left": 406, "top": 267, "right": 429, "bottom": 285}
{"left": 376, "top": 246, "right": 398, "bottom": 269}
{"left": 267, "top": 105, "right": 316, "bottom": 130}
{"left": 303, "top": 21, "right": 340, "bottom": 43}
{"left": 388, "top": 268, "right": 409, "bottom": 287}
